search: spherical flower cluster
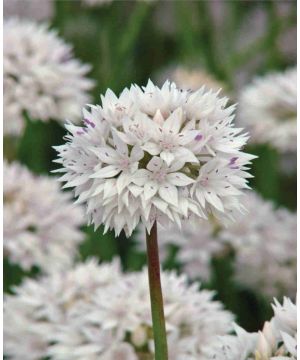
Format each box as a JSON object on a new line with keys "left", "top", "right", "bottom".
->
{"left": 4, "top": 18, "right": 94, "bottom": 137}
{"left": 204, "top": 297, "right": 297, "bottom": 359}
{"left": 55, "top": 80, "right": 255, "bottom": 237}
{"left": 4, "top": 161, "right": 85, "bottom": 273}
{"left": 136, "top": 218, "right": 223, "bottom": 282}
{"left": 164, "top": 67, "right": 225, "bottom": 94}
{"left": 238, "top": 68, "right": 297, "bottom": 152}
{"left": 4, "top": 259, "right": 121, "bottom": 360}
{"left": 4, "top": 259, "right": 234, "bottom": 360}
{"left": 220, "top": 192, "right": 297, "bottom": 299}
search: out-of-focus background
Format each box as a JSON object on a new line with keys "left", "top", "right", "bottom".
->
{"left": 3, "top": 0, "right": 296, "bottom": 333}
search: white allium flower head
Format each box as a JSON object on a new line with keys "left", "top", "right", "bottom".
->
{"left": 136, "top": 218, "right": 223, "bottom": 282}
{"left": 220, "top": 192, "right": 297, "bottom": 299}
{"left": 4, "top": 18, "right": 94, "bottom": 137}
{"left": 238, "top": 68, "right": 297, "bottom": 152}
{"left": 4, "top": 161, "right": 85, "bottom": 273}
{"left": 55, "top": 80, "right": 255, "bottom": 237}
{"left": 4, "top": 259, "right": 121, "bottom": 360}
{"left": 204, "top": 297, "right": 297, "bottom": 359}
{"left": 4, "top": 259, "right": 234, "bottom": 360}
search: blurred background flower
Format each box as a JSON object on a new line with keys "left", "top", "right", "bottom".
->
{"left": 238, "top": 68, "right": 296, "bottom": 153}
{"left": 3, "top": 0, "right": 297, "bottom": 356}
{"left": 4, "top": 259, "right": 234, "bottom": 360}
{"left": 136, "top": 191, "right": 296, "bottom": 300}
{"left": 4, "top": 161, "right": 85, "bottom": 274}
{"left": 4, "top": 18, "right": 94, "bottom": 137}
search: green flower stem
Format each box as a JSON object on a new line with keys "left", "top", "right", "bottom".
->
{"left": 146, "top": 222, "right": 168, "bottom": 360}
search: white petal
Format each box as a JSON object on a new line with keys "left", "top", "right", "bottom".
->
{"left": 144, "top": 181, "right": 158, "bottom": 200}
{"left": 103, "top": 179, "right": 118, "bottom": 199}
{"left": 132, "top": 169, "right": 150, "bottom": 186}
{"left": 160, "top": 151, "right": 175, "bottom": 166}
{"left": 90, "top": 146, "right": 119, "bottom": 164}
{"left": 152, "top": 197, "right": 168, "bottom": 213}
{"left": 173, "top": 147, "right": 199, "bottom": 164}
{"left": 91, "top": 183, "right": 105, "bottom": 196}
{"left": 153, "top": 109, "right": 164, "bottom": 126}
{"left": 62, "top": 175, "right": 88, "bottom": 188}
{"left": 168, "top": 160, "right": 185, "bottom": 172}
{"left": 177, "top": 197, "right": 189, "bottom": 217}
{"left": 91, "top": 165, "right": 120, "bottom": 178}
{"left": 112, "top": 129, "right": 128, "bottom": 156}
{"left": 163, "top": 107, "right": 183, "bottom": 134}
{"left": 178, "top": 130, "right": 199, "bottom": 145}
{"left": 204, "top": 192, "right": 224, "bottom": 212}
{"left": 158, "top": 184, "right": 178, "bottom": 207}
{"left": 130, "top": 145, "right": 144, "bottom": 161}
{"left": 117, "top": 172, "right": 131, "bottom": 193}
{"left": 195, "top": 188, "right": 206, "bottom": 208}
{"left": 128, "top": 184, "right": 144, "bottom": 197}
{"left": 167, "top": 172, "right": 194, "bottom": 186}
{"left": 142, "top": 142, "right": 160, "bottom": 155}
{"left": 147, "top": 156, "right": 163, "bottom": 171}
{"left": 281, "top": 332, "right": 297, "bottom": 356}
{"left": 113, "top": 129, "right": 133, "bottom": 145}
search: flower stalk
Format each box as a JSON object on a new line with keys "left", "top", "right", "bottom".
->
{"left": 146, "top": 222, "right": 168, "bottom": 360}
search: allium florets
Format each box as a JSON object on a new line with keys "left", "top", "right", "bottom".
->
{"left": 55, "top": 80, "right": 255, "bottom": 236}
{"left": 205, "top": 297, "right": 297, "bottom": 359}
{"left": 4, "top": 161, "right": 85, "bottom": 273}
{"left": 238, "top": 68, "right": 297, "bottom": 152}
{"left": 221, "top": 192, "right": 297, "bottom": 299}
{"left": 4, "top": 18, "right": 94, "bottom": 136}
{"left": 4, "top": 259, "right": 234, "bottom": 360}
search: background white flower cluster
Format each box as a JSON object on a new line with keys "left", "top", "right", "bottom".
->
{"left": 4, "top": 18, "right": 94, "bottom": 137}
{"left": 205, "top": 297, "right": 297, "bottom": 359}
{"left": 238, "top": 68, "right": 297, "bottom": 153}
{"left": 4, "top": 161, "right": 85, "bottom": 273}
{"left": 4, "top": 259, "right": 234, "bottom": 360}
{"left": 137, "top": 191, "right": 296, "bottom": 299}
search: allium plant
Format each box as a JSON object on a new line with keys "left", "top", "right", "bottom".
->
{"left": 55, "top": 80, "right": 255, "bottom": 358}
{"left": 204, "top": 297, "right": 297, "bottom": 359}
{"left": 238, "top": 68, "right": 297, "bottom": 153}
{"left": 4, "top": 259, "right": 234, "bottom": 360}
{"left": 4, "top": 161, "right": 85, "bottom": 273}
{"left": 221, "top": 192, "right": 297, "bottom": 299}
{"left": 3, "top": 18, "right": 94, "bottom": 137}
